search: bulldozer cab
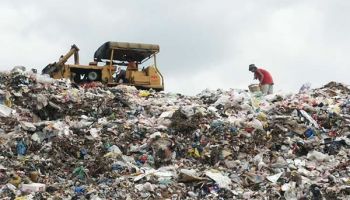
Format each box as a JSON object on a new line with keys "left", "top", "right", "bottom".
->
{"left": 94, "top": 42, "right": 164, "bottom": 90}
{"left": 42, "top": 41, "right": 164, "bottom": 91}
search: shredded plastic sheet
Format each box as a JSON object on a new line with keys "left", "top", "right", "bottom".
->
{"left": 0, "top": 104, "right": 13, "bottom": 117}
{"left": 205, "top": 170, "right": 232, "bottom": 189}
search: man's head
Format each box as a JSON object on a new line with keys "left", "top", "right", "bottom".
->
{"left": 249, "top": 64, "right": 257, "bottom": 72}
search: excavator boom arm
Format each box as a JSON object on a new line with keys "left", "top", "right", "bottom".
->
{"left": 57, "top": 44, "right": 80, "bottom": 65}
{"left": 42, "top": 44, "right": 80, "bottom": 75}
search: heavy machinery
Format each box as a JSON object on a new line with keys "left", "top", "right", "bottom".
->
{"left": 42, "top": 41, "right": 164, "bottom": 90}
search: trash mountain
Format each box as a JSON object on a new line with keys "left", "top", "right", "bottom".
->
{"left": 1, "top": 68, "right": 350, "bottom": 199}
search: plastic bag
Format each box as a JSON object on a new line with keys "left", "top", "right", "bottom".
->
{"left": 35, "top": 74, "right": 55, "bottom": 84}
{"left": 0, "top": 104, "right": 13, "bottom": 117}
{"left": 299, "top": 82, "right": 311, "bottom": 93}
{"left": 16, "top": 141, "right": 27, "bottom": 156}
{"left": 139, "top": 90, "right": 150, "bottom": 97}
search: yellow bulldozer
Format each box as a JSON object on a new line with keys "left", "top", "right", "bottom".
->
{"left": 42, "top": 41, "right": 164, "bottom": 90}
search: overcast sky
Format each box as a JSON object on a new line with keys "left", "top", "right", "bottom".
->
{"left": 0, "top": 0, "right": 349, "bottom": 95}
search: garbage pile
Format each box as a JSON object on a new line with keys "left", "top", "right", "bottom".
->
{"left": 1, "top": 67, "right": 350, "bottom": 199}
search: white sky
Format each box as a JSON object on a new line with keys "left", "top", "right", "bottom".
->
{"left": 0, "top": 0, "right": 349, "bottom": 95}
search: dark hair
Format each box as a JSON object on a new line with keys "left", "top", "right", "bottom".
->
{"left": 249, "top": 64, "right": 257, "bottom": 71}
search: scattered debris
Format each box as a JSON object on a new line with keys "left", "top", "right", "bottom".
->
{"left": 0, "top": 68, "right": 350, "bottom": 199}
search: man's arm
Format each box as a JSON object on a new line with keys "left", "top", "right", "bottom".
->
{"left": 256, "top": 70, "right": 264, "bottom": 83}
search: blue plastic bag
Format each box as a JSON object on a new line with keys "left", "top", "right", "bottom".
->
{"left": 16, "top": 140, "right": 27, "bottom": 155}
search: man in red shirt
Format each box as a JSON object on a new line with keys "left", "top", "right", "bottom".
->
{"left": 249, "top": 64, "right": 274, "bottom": 95}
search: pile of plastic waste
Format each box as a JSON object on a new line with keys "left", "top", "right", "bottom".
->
{"left": 0, "top": 67, "right": 350, "bottom": 199}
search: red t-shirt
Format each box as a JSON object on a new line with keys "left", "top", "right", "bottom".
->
{"left": 255, "top": 68, "right": 273, "bottom": 84}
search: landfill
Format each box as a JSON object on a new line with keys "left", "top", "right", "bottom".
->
{"left": 0, "top": 67, "right": 350, "bottom": 200}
